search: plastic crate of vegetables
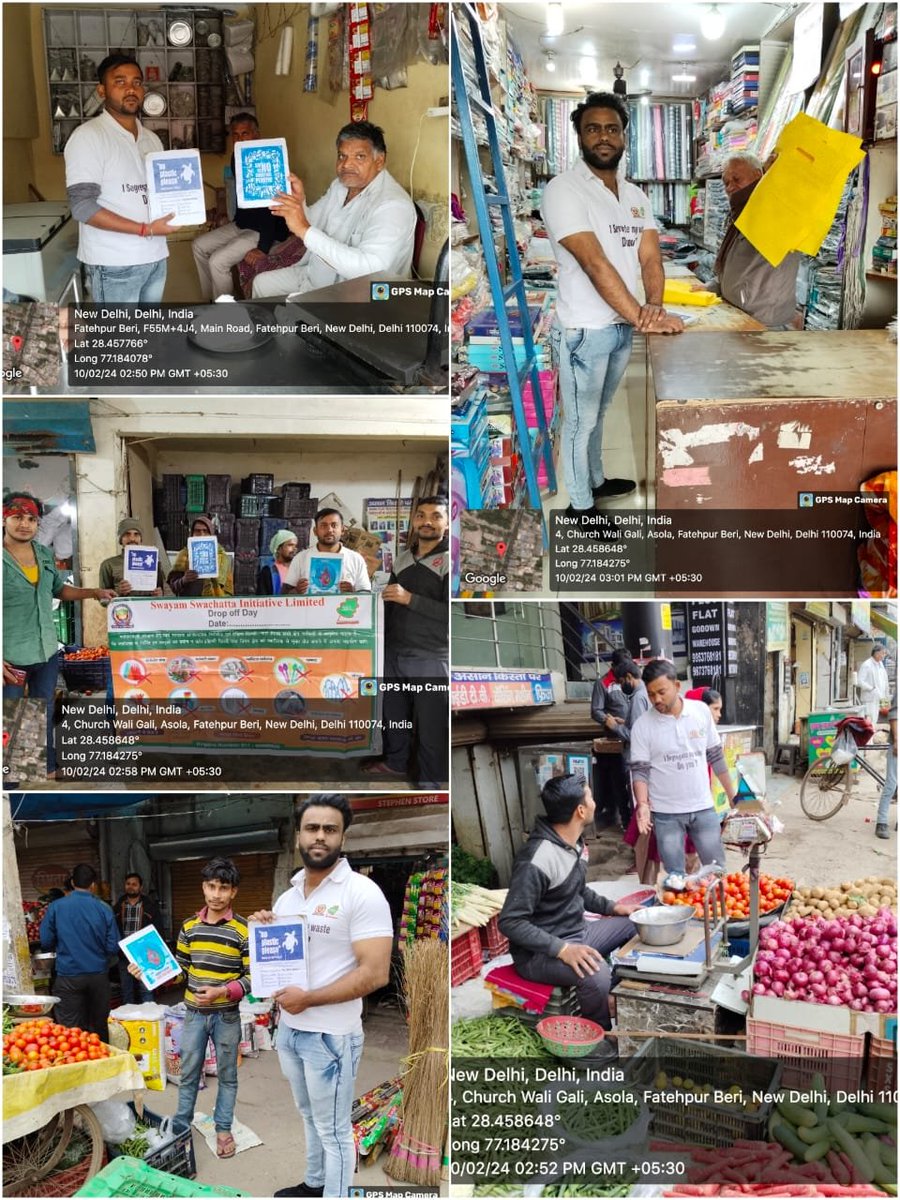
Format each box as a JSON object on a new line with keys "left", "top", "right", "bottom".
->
{"left": 61, "top": 645, "right": 111, "bottom": 693}
{"left": 108, "top": 1103, "right": 195, "bottom": 1178}
{"left": 74, "top": 1157, "right": 247, "bottom": 1197}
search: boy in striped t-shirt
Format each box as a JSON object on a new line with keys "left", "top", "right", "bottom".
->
{"left": 171, "top": 857, "right": 250, "bottom": 1159}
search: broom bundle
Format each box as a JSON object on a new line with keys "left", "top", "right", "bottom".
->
{"left": 385, "top": 938, "right": 449, "bottom": 1186}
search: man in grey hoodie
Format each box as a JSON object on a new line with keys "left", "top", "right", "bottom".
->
{"left": 497, "top": 774, "right": 640, "bottom": 1028}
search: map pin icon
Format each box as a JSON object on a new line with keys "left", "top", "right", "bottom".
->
{"left": 497, "top": 541, "right": 507, "bottom": 558}
{"left": 10, "top": 335, "right": 23, "bottom": 353}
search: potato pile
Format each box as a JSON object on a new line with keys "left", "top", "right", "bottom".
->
{"left": 789, "top": 876, "right": 897, "bottom": 920}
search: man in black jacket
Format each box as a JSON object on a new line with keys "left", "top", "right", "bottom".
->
{"left": 497, "top": 774, "right": 639, "bottom": 1028}
{"left": 114, "top": 872, "right": 163, "bottom": 1004}
{"left": 192, "top": 113, "right": 290, "bottom": 300}
{"left": 363, "top": 497, "right": 449, "bottom": 789}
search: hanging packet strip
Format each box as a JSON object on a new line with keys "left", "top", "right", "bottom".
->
{"left": 304, "top": 14, "right": 319, "bottom": 93}
{"left": 735, "top": 112, "right": 865, "bottom": 266}
{"left": 348, "top": 3, "right": 373, "bottom": 122}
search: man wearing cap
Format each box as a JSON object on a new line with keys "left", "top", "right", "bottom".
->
{"left": 258, "top": 530, "right": 298, "bottom": 596}
{"left": 98, "top": 518, "right": 165, "bottom": 597}
{"left": 167, "top": 516, "right": 233, "bottom": 598}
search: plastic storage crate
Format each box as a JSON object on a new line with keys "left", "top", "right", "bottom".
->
{"left": 479, "top": 915, "right": 509, "bottom": 959}
{"left": 161, "top": 474, "right": 184, "bottom": 508}
{"left": 211, "top": 512, "right": 235, "bottom": 551}
{"left": 184, "top": 475, "right": 206, "bottom": 512}
{"left": 61, "top": 647, "right": 112, "bottom": 693}
{"left": 624, "top": 1037, "right": 782, "bottom": 1148}
{"left": 255, "top": 494, "right": 279, "bottom": 517}
{"left": 234, "top": 552, "right": 259, "bottom": 595}
{"left": 238, "top": 494, "right": 260, "bottom": 517}
{"left": 74, "top": 1156, "right": 246, "bottom": 1197}
{"left": 865, "top": 1033, "right": 897, "bottom": 1093}
{"left": 280, "top": 482, "right": 311, "bottom": 515}
{"left": 108, "top": 1103, "right": 195, "bottom": 1178}
{"left": 33, "top": 1150, "right": 108, "bottom": 1196}
{"left": 205, "top": 474, "right": 231, "bottom": 509}
{"left": 285, "top": 496, "right": 318, "bottom": 520}
{"left": 243, "top": 473, "right": 274, "bottom": 495}
{"left": 235, "top": 519, "right": 260, "bottom": 552}
{"left": 286, "top": 521, "right": 312, "bottom": 550}
{"left": 451, "top": 926, "right": 483, "bottom": 986}
{"left": 259, "top": 517, "right": 290, "bottom": 553}
{"left": 746, "top": 1017, "right": 864, "bottom": 1093}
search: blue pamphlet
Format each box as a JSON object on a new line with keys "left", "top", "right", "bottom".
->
{"left": 249, "top": 916, "right": 309, "bottom": 996}
{"left": 188, "top": 535, "right": 219, "bottom": 578}
{"left": 119, "top": 924, "right": 182, "bottom": 990}
{"left": 123, "top": 545, "right": 160, "bottom": 592}
{"left": 308, "top": 555, "right": 341, "bottom": 595}
{"left": 234, "top": 138, "right": 290, "bottom": 209}
{"left": 146, "top": 149, "right": 206, "bottom": 224}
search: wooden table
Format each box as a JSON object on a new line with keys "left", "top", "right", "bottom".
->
{"left": 647, "top": 330, "right": 896, "bottom": 509}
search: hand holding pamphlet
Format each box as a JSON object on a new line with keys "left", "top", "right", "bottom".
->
{"left": 146, "top": 149, "right": 206, "bottom": 225}
{"left": 249, "top": 915, "right": 309, "bottom": 997}
{"left": 234, "top": 138, "right": 290, "bottom": 209}
{"left": 119, "top": 925, "right": 182, "bottom": 990}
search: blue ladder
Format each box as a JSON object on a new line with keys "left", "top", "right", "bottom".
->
{"left": 451, "top": 2, "right": 556, "bottom": 547}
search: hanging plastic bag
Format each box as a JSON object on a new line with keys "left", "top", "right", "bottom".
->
{"left": 89, "top": 1099, "right": 136, "bottom": 1144}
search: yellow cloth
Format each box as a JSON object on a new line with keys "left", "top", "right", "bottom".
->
{"left": 736, "top": 112, "right": 865, "bottom": 267}
{"left": 3, "top": 1044, "right": 144, "bottom": 1141}
{"left": 663, "top": 279, "right": 721, "bottom": 307}
{"left": 20, "top": 564, "right": 39, "bottom": 585}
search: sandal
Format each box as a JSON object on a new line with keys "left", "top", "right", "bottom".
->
{"left": 216, "top": 1132, "right": 237, "bottom": 1159}
{"left": 360, "top": 760, "right": 406, "bottom": 776}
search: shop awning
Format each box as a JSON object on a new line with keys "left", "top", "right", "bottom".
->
{"left": 148, "top": 825, "right": 281, "bottom": 860}
{"left": 3, "top": 401, "right": 95, "bottom": 455}
{"left": 871, "top": 607, "right": 898, "bottom": 642}
{"left": 8, "top": 793, "right": 154, "bottom": 820}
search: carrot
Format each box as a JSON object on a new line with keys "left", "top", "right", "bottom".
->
{"left": 826, "top": 1151, "right": 850, "bottom": 1185}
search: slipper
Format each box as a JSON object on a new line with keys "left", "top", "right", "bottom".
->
{"left": 216, "top": 1132, "right": 237, "bottom": 1159}
{"left": 360, "top": 761, "right": 406, "bottom": 776}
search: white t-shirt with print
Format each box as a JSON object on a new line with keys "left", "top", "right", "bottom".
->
{"left": 541, "top": 159, "right": 657, "bottom": 329}
{"left": 285, "top": 545, "right": 371, "bottom": 592}
{"left": 271, "top": 859, "right": 393, "bottom": 1034}
{"left": 65, "top": 110, "right": 167, "bottom": 266}
{"left": 629, "top": 697, "right": 720, "bottom": 813}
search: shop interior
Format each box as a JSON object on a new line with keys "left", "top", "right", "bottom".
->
{"left": 3, "top": 2, "right": 450, "bottom": 302}
{"left": 451, "top": 2, "right": 897, "bottom": 554}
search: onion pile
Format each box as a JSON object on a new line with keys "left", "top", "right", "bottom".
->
{"left": 750, "top": 909, "right": 897, "bottom": 1012}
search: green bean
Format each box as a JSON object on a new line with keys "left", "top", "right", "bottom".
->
{"left": 542, "top": 1181, "right": 634, "bottom": 1197}
{"left": 558, "top": 1099, "right": 639, "bottom": 1141}
{"left": 451, "top": 1015, "right": 548, "bottom": 1058}
{"left": 473, "top": 1186, "right": 526, "bottom": 1197}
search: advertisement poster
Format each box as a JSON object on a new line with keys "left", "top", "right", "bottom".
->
{"left": 249, "top": 916, "right": 309, "bottom": 997}
{"left": 124, "top": 545, "right": 160, "bottom": 592}
{"left": 234, "top": 138, "right": 290, "bottom": 208}
{"left": 107, "top": 595, "right": 382, "bottom": 754}
{"left": 451, "top": 669, "right": 554, "bottom": 711}
{"left": 119, "top": 925, "right": 182, "bottom": 990}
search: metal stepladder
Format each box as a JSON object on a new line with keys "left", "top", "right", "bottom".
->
{"left": 451, "top": 3, "right": 556, "bottom": 548}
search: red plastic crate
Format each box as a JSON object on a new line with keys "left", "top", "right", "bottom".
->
{"left": 746, "top": 1017, "right": 864, "bottom": 1093}
{"left": 866, "top": 1034, "right": 897, "bottom": 1093}
{"left": 32, "top": 1149, "right": 108, "bottom": 1196}
{"left": 479, "top": 915, "right": 509, "bottom": 960}
{"left": 451, "top": 927, "right": 482, "bottom": 986}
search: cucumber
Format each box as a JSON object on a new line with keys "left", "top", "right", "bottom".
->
{"left": 858, "top": 1102, "right": 898, "bottom": 1123}
{"left": 810, "top": 1072, "right": 828, "bottom": 1125}
{"left": 841, "top": 1113, "right": 894, "bottom": 1134}
{"left": 861, "top": 1134, "right": 897, "bottom": 1187}
{"left": 776, "top": 1097, "right": 819, "bottom": 1128}
{"left": 803, "top": 1138, "right": 832, "bottom": 1162}
{"left": 828, "top": 1095, "right": 851, "bottom": 1116}
{"left": 827, "top": 1117, "right": 877, "bottom": 1183}
{"left": 797, "top": 1123, "right": 832, "bottom": 1144}
{"left": 772, "top": 1118, "right": 811, "bottom": 1160}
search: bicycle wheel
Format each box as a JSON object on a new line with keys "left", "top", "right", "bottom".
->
{"left": 3, "top": 1109, "right": 74, "bottom": 1195}
{"left": 800, "top": 756, "right": 852, "bottom": 820}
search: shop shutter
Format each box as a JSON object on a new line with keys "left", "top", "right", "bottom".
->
{"left": 168, "top": 853, "right": 279, "bottom": 935}
{"left": 15, "top": 822, "right": 100, "bottom": 902}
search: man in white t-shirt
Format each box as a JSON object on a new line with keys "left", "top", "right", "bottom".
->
{"left": 251, "top": 121, "right": 416, "bottom": 299}
{"left": 629, "top": 660, "right": 737, "bottom": 876}
{"left": 282, "top": 508, "right": 370, "bottom": 595}
{"left": 249, "top": 795, "right": 392, "bottom": 1198}
{"left": 541, "top": 92, "right": 684, "bottom": 519}
{"left": 857, "top": 645, "right": 890, "bottom": 727}
{"left": 65, "top": 55, "right": 177, "bottom": 302}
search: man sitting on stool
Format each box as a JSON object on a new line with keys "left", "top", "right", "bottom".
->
{"left": 497, "top": 774, "right": 640, "bottom": 1030}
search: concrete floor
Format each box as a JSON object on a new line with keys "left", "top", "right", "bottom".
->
{"left": 142, "top": 1004, "right": 447, "bottom": 1195}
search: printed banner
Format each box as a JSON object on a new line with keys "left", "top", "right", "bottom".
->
{"left": 451, "top": 669, "right": 554, "bottom": 711}
{"left": 108, "top": 595, "right": 382, "bottom": 754}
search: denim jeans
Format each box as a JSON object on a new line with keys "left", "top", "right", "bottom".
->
{"left": 118, "top": 958, "right": 154, "bottom": 1005}
{"left": 653, "top": 807, "right": 726, "bottom": 874}
{"left": 84, "top": 259, "right": 167, "bottom": 303}
{"left": 553, "top": 321, "right": 634, "bottom": 510}
{"left": 277, "top": 1027, "right": 365, "bottom": 1197}
{"left": 877, "top": 745, "right": 897, "bottom": 826}
{"left": 3, "top": 653, "right": 60, "bottom": 773}
{"left": 175, "top": 1007, "right": 241, "bottom": 1132}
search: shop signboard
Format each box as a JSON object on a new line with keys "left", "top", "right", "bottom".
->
{"left": 451, "top": 669, "right": 553, "bottom": 711}
{"left": 851, "top": 601, "right": 872, "bottom": 633}
{"left": 765, "top": 602, "right": 790, "bottom": 652}
{"left": 687, "top": 603, "right": 738, "bottom": 679}
{"left": 107, "top": 595, "right": 382, "bottom": 754}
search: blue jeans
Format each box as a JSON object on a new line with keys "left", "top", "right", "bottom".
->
{"left": 175, "top": 1007, "right": 241, "bottom": 1132}
{"left": 3, "top": 653, "right": 60, "bottom": 773}
{"left": 118, "top": 958, "right": 154, "bottom": 1005}
{"left": 653, "top": 807, "right": 726, "bottom": 874}
{"left": 84, "top": 259, "right": 167, "bottom": 303}
{"left": 877, "top": 745, "right": 897, "bottom": 826}
{"left": 553, "top": 321, "right": 634, "bottom": 510}
{"left": 277, "top": 1027, "right": 364, "bottom": 1197}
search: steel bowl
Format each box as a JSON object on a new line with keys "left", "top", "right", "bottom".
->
{"left": 630, "top": 905, "right": 696, "bottom": 946}
{"left": 4, "top": 994, "right": 60, "bottom": 1016}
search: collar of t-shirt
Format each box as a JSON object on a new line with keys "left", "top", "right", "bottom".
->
{"left": 290, "top": 856, "right": 351, "bottom": 900}
{"left": 196, "top": 905, "right": 234, "bottom": 924}
{"left": 574, "top": 156, "right": 628, "bottom": 199}
{"left": 99, "top": 106, "right": 146, "bottom": 143}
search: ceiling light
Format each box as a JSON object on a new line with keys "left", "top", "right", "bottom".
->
{"left": 673, "top": 37, "right": 696, "bottom": 54}
{"left": 546, "top": 2, "right": 564, "bottom": 38}
{"left": 640, "top": 93, "right": 650, "bottom": 106}
{"left": 545, "top": 49, "right": 557, "bottom": 73}
{"left": 700, "top": 4, "right": 726, "bottom": 40}
{"left": 579, "top": 56, "right": 596, "bottom": 82}
{"left": 672, "top": 62, "right": 697, "bottom": 83}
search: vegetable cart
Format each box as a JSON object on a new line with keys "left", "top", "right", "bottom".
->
{"left": 2, "top": 1045, "right": 144, "bottom": 1196}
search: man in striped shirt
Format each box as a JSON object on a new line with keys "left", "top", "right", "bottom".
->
{"left": 170, "top": 858, "right": 250, "bottom": 1159}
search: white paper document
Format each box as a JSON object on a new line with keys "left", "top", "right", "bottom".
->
{"left": 249, "top": 915, "right": 309, "bottom": 997}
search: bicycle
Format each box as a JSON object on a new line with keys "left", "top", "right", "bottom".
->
{"left": 800, "top": 715, "right": 890, "bottom": 821}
